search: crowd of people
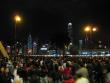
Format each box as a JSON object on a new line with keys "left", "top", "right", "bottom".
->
{"left": 0, "top": 55, "right": 110, "bottom": 83}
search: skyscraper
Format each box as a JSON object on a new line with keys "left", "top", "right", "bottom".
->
{"left": 67, "top": 23, "right": 74, "bottom": 54}
{"left": 27, "top": 34, "right": 32, "bottom": 54}
{"left": 68, "top": 22, "right": 73, "bottom": 43}
{"left": 33, "top": 41, "right": 37, "bottom": 55}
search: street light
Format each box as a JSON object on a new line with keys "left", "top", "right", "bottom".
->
{"left": 84, "top": 26, "right": 91, "bottom": 32}
{"left": 92, "top": 27, "right": 97, "bottom": 32}
{"left": 84, "top": 26, "right": 97, "bottom": 39}
{"left": 15, "top": 15, "right": 21, "bottom": 22}
{"left": 84, "top": 25, "right": 97, "bottom": 49}
{"left": 14, "top": 15, "right": 21, "bottom": 55}
{"left": 14, "top": 15, "right": 21, "bottom": 40}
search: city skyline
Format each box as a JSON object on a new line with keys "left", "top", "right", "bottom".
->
{"left": 0, "top": 0, "right": 110, "bottom": 45}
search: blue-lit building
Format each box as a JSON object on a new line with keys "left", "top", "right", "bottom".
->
{"left": 27, "top": 34, "right": 32, "bottom": 54}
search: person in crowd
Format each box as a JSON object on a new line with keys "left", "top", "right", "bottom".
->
{"left": 76, "top": 63, "right": 89, "bottom": 79}
{"left": 0, "top": 67, "right": 5, "bottom": 83}
{"left": 51, "top": 64, "right": 61, "bottom": 83}
{"left": 63, "top": 62, "right": 72, "bottom": 82}
{"left": 13, "top": 66, "right": 23, "bottom": 83}
{"left": 75, "top": 73, "right": 89, "bottom": 83}
{"left": 105, "top": 66, "right": 110, "bottom": 83}
{"left": 71, "top": 61, "right": 80, "bottom": 76}
{"left": 40, "top": 65, "right": 48, "bottom": 83}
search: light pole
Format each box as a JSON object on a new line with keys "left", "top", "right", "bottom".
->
{"left": 84, "top": 26, "right": 97, "bottom": 49}
{"left": 84, "top": 26, "right": 91, "bottom": 43}
{"left": 14, "top": 15, "right": 21, "bottom": 55}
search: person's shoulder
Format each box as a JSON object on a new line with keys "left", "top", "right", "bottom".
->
{"left": 76, "top": 77, "right": 89, "bottom": 83}
{"left": 69, "top": 78, "right": 75, "bottom": 83}
{"left": 81, "top": 77, "right": 89, "bottom": 83}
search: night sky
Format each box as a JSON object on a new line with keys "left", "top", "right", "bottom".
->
{"left": 0, "top": 0, "right": 110, "bottom": 45}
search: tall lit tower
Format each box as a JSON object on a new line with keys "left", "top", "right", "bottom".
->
{"left": 68, "top": 22, "right": 73, "bottom": 43}
{"left": 33, "top": 41, "right": 37, "bottom": 55}
{"left": 27, "top": 34, "right": 32, "bottom": 54}
{"left": 67, "top": 22, "right": 74, "bottom": 54}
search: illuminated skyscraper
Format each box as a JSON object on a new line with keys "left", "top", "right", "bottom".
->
{"left": 33, "top": 41, "right": 37, "bottom": 55}
{"left": 67, "top": 22, "right": 74, "bottom": 54}
{"left": 27, "top": 34, "right": 32, "bottom": 54}
{"left": 68, "top": 22, "right": 73, "bottom": 43}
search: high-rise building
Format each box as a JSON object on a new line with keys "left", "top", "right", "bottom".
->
{"left": 68, "top": 23, "right": 73, "bottom": 43}
{"left": 27, "top": 34, "right": 32, "bottom": 54}
{"left": 33, "top": 41, "right": 37, "bottom": 55}
{"left": 23, "top": 45, "right": 27, "bottom": 55}
{"left": 67, "top": 23, "right": 74, "bottom": 54}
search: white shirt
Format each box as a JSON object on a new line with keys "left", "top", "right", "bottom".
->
{"left": 76, "top": 77, "right": 89, "bottom": 83}
{"left": 13, "top": 75, "right": 23, "bottom": 83}
{"left": 40, "top": 60, "right": 43, "bottom": 66}
{"left": 13, "top": 69, "right": 17, "bottom": 77}
{"left": 63, "top": 63, "right": 66, "bottom": 68}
